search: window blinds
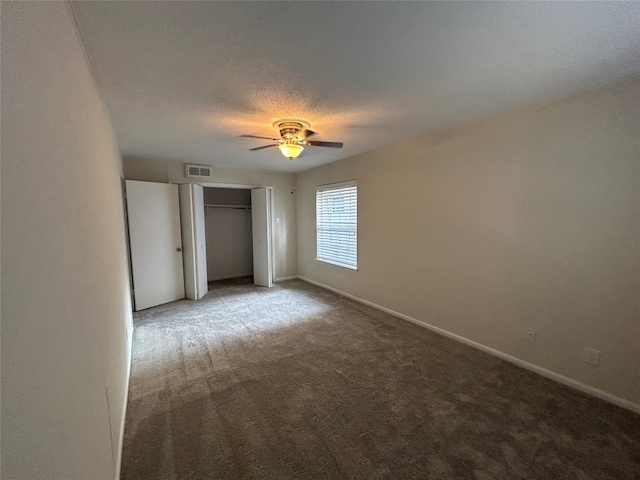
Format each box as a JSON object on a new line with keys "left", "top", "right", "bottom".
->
{"left": 316, "top": 181, "right": 357, "bottom": 269}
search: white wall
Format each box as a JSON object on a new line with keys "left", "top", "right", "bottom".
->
{"left": 1, "top": 3, "right": 133, "bottom": 479}
{"left": 204, "top": 188, "right": 253, "bottom": 281}
{"left": 297, "top": 80, "right": 640, "bottom": 407}
{"left": 124, "top": 157, "right": 297, "bottom": 281}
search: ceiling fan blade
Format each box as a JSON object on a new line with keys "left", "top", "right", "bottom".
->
{"left": 241, "top": 135, "right": 279, "bottom": 141}
{"left": 302, "top": 129, "right": 316, "bottom": 139}
{"left": 250, "top": 144, "right": 278, "bottom": 151}
{"left": 307, "top": 140, "right": 343, "bottom": 148}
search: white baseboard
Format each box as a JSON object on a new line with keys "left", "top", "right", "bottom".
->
{"left": 115, "top": 322, "right": 133, "bottom": 479}
{"left": 274, "top": 275, "right": 298, "bottom": 283}
{"left": 298, "top": 275, "right": 640, "bottom": 414}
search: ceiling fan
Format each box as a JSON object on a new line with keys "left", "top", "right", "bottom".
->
{"left": 241, "top": 119, "right": 343, "bottom": 159}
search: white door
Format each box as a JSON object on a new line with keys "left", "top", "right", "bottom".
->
{"left": 126, "top": 180, "right": 185, "bottom": 310}
{"left": 179, "top": 184, "right": 208, "bottom": 300}
{"left": 251, "top": 187, "right": 273, "bottom": 287}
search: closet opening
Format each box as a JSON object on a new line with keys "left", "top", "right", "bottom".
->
{"left": 203, "top": 187, "right": 254, "bottom": 289}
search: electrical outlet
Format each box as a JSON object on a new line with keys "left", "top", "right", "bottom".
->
{"left": 526, "top": 328, "right": 536, "bottom": 342}
{"left": 585, "top": 348, "right": 601, "bottom": 366}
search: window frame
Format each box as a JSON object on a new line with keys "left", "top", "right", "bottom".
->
{"left": 315, "top": 180, "right": 358, "bottom": 271}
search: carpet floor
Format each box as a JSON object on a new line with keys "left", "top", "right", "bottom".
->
{"left": 121, "top": 279, "right": 640, "bottom": 479}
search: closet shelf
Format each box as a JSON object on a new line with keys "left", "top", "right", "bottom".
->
{"left": 204, "top": 203, "right": 251, "bottom": 210}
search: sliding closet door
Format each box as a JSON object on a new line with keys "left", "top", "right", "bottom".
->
{"left": 126, "top": 180, "right": 185, "bottom": 310}
{"left": 251, "top": 187, "right": 273, "bottom": 287}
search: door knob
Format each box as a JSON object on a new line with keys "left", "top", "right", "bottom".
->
{"left": 176, "top": 247, "right": 182, "bottom": 252}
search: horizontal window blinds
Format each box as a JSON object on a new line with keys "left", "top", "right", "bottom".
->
{"left": 316, "top": 182, "right": 357, "bottom": 269}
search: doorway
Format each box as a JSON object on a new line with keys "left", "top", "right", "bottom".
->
{"left": 197, "top": 184, "right": 272, "bottom": 290}
{"left": 186, "top": 184, "right": 272, "bottom": 296}
{"left": 203, "top": 187, "right": 254, "bottom": 285}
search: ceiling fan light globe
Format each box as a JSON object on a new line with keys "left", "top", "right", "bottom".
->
{"left": 278, "top": 143, "right": 304, "bottom": 159}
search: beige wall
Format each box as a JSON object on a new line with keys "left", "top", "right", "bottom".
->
{"left": 1, "top": 3, "right": 133, "bottom": 478}
{"left": 297, "top": 80, "right": 640, "bottom": 406}
{"left": 124, "top": 157, "right": 298, "bottom": 280}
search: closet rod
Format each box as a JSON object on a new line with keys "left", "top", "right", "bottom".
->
{"left": 203, "top": 204, "right": 251, "bottom": 210}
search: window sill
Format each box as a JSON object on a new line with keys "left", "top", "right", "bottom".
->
{"left": 316, "top": 258, "right": 358, "bottom": 271}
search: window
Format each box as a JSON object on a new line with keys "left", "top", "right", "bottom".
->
{"left": 316, "top": 180, "right": 357, "bottom": 270}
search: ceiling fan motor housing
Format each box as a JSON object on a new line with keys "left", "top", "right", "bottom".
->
{"left": 272, "top": 118, "right": 311, "bottom": 141}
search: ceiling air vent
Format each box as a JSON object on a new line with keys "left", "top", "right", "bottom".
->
{"left": 185, "top": 164, "right": 212, "bottom": 179}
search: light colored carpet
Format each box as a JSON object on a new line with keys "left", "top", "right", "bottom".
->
{"left": 121, "top": 278, "right": 640, "bottom": 479}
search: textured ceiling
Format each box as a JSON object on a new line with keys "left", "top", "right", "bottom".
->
{"left": 71, "top": 1, "right": 640, "bottom": 173}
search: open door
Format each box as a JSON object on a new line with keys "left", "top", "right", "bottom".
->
{"left": 179, "top": 184, "right": 208, "bottom": 300}
{"left": 126, "top": 180, "right": 185, "bottom": 310}
{"left": 251, "top": 187, "right": 273, "bottom": 287}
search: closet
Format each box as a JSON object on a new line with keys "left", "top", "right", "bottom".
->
{"left": 203, "top": 187, "right": 253, "bottom": 282}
